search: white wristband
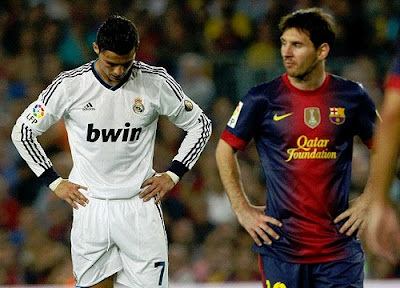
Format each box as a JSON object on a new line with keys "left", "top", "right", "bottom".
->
{"left": 165, "top": 171, "right": 180, "bottom": 185}
{"left": 49, "top": 177, "right": 63, "bottom": 191}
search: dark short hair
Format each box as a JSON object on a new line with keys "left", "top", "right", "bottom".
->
{"left": 96, "top": 15, "right": 139, "bottom": 55}
{"left": 279, "top": 7, "right": 336, "bottom": 49}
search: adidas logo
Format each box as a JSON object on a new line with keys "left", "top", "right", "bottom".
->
{"left": 83, "top": 102, "right": 95, "bottom": 111}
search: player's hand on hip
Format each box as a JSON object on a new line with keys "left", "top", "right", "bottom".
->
{"left": 54, "top": 180, "right": 88, "bottom": 209}
{"left": 140, "top": 172, "right": 175, "bottom": 204}
{"left": 235, "top": 204, "right": 282, "bottom": 246}
{"left": 334, "top": 191, "right": 370, "bottom": 237}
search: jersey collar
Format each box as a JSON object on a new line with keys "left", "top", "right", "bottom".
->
{"left": 91, "top": 60, "right": 132, "bottom": 91}
{"left": 282, "top": 73, "right": 331, "bottom": 95}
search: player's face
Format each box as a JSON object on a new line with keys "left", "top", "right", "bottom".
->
{"left": 93, "top": 43, "right": 135, "bottom": 86}
{"left": 280, "top": 28, "right": 321, "bottom": 80}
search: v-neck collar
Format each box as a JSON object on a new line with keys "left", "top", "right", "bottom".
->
{"left": 91, "top": 60, "right": 132, "bottom": 91}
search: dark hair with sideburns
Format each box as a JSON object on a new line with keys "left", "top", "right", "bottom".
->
{"left": 279, "top": 7, "right": 336, "bottom": 49}
{"left": 96, "top": 15, "right": 139, "bottom": 55}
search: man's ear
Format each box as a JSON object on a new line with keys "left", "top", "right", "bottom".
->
{"left": 93, "top": 42, "right": 100, "bottom": 55}
{"left": 318, "top": 43, "right": 330, "bottom": 60}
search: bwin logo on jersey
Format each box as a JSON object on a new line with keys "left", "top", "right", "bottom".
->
{"left": 87, "top": 123, "right": 142, "bottom": 142}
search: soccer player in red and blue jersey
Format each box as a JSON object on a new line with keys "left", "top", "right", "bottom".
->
{"left": 216, "top": 8, "right": 378, "bottom": 287}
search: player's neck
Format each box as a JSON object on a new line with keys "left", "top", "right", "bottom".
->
{"left": 287, "top": 65, "right": 326, "bottom": 91}
{"left": 94, "top": 60, "right": 119, "bottom": 86}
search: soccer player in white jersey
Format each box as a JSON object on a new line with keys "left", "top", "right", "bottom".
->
{"left": 11, "top": 15, "right": 212, "bottom": 288}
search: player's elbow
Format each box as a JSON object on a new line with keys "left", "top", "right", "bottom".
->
{"left": 203, "top": 113, "right": 212, "bottom": 142}
{"left": 10, "top": 124, "right": 21, "bottom": 146}
{"left": 215, "top": 139, "right": 235, "bottom": 164}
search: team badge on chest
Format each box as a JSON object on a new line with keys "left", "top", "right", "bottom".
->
{"left": 304, "top": 107, "right": 321, "bottom": 129}
{"left": 329, "top": 107, "right": 345, "bottom": 125}
{"left": 133, "top": 98, "right": 145, "bottom": 114}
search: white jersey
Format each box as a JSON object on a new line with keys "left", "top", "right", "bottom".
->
{"left": 11, "top": 60, "right": 212, "bottom": 199}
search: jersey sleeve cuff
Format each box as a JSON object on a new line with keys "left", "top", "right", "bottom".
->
{"left": 363, "top": 138, "right": 373, "bottom": 150}
{"left": 39, "top": 167, "right": 61, "bottom": 187}
{"left": 221, "top": 130, "right": 247, "bottom": 151}
{"left": 168, "top": 160, "right": 189, "bottom": 179}
{"left": 165, "top": 170, "right": 180, "bottom": 184}
{"left": 49, "top": 177, "right": 63, "bottom": 191}
{"left": 385, "top": 74, "right": 400, "bottom": 90}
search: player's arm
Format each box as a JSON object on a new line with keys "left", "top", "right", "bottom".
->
{"left": 140, "top": 75, "right": 212, "bottom": 203}
{"left": 10, "top": 76, "right": 88, "bottom": 209}
{"left": 215, "top": 139, "right": 282, "bottom": 246}
{"left": 363, "top": 87, "right": 400, "bottom": 263}
{"left": 333, "top": 154, "right": 374, "bottom": 237}
{"left": 369, "top": 88, "right": 400, "bottom": 203}
{"left": 334, "top": 87, "right": 378, "bottom": 236}
{"left": 11, "top": 120, "right": 89, "bottom": 209}
{"left": 141, "top": 110, "right": 211, "bottom": 203}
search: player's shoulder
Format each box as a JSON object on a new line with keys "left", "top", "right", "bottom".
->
{"left": 329, "top": 74, "right": 366, "bottom": 93}
{"left": 49, "top": 61, "right": 94, "bottom": 91}
{"left": 41, "top": 61, "right": 94, "bottom": 101}
{"left": 244, "top": 76, "right": 282, "bottom": 103}
{"left": 131, "top": 61, "right": 182, "bottom": 98}
{"left": 132, "top": 61, "right": 171, "bottom": 81}
{"left": 57, "top": 61, "right": 93, "bottom": 80}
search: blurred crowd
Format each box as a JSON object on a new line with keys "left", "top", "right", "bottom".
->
{"left": 0, "top": 0, "right": 400, "bottom": 285}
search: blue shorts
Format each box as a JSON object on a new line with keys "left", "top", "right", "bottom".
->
{"left": 258, "top": 252, "right": 365, "bottom": 288}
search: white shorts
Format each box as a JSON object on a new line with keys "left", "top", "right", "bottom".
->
{"left": 71, "top": 195, "right": 168, "bottom": 287}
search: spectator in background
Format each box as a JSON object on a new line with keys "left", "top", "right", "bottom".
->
{"left": 229, "top": 227, "right": 262, "bottom": 282}
{"left": 0, "top": 228, "right": 19, "bottom": 284}
{"left": 169, "top": 217, "right": 197, "bottom": 253}
{"left": 235, "top": 0, "right": 270, "bottom": 23}
{"left": 204, "top": 0, "right": 252, "bottom": 54}
{"left": 168, "top": 243, "right": 196, "bottom": 283}
{"left": 245, "top": 17, "right": 279, "bottom": 71}
{"left": 127, "top": 9, "right": 161, "bottom": 65}
{"left": 0, "top": 175, "right": 21, "bottom": 230}
{"left": 341, "top": 55, "right": 384, "bottom": 109}
{"left": 320, "top": 0, "right": 371, "bottom": 58}
{"left": 204, "top": 0, "right": 252, "bottom": 100}
{"left": 45, "top": 257, "right": 75, "bottom": 285}
{"left": 177, "top": 52, "right": 216, "bottom": 113}
{"left": 19, "top": 219, "right": 69, "bottom": 284}
{"left": 157, "top": 4, "right": 199, "bottom": 75}
{"left": 200, "top": 223, "right": 237, "bottom": 282}
{"left": 57, "top": 7, "right": 95, "bottom": 69}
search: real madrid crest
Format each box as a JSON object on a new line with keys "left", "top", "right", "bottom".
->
{"left": 184, "top": 100, "right": 193, "bottom": 111}
{"left": 133, "top": 98, "right": 145, "bottom": 114}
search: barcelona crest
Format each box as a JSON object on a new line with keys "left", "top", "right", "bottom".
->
{"left": 329, "top": 107, "right": 345, "bottom": 125}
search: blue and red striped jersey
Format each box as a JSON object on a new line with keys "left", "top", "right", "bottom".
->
{"left": 221, "top": 73, "right": 377, "bottom": 263}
